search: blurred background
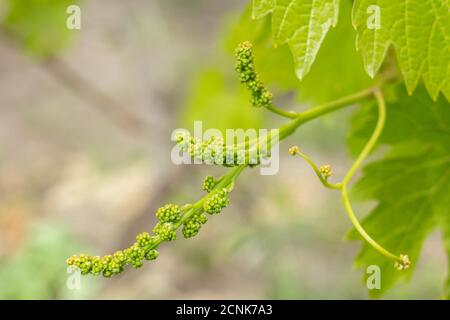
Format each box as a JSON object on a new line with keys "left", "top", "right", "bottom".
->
{"left": 0, "top": 0, "right": 446, "bottom": 299}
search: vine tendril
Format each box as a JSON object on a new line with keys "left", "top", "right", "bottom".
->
{"left": 290, "top": 89, "right": 411, "bottom": 270}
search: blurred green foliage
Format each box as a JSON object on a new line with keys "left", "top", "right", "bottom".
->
{"left": 181, "top": 68, "right": 263, "bottom": 132}
{"left": 1, "top": 0, "right": 78, "bottom": 57}
{"left": 0, "top": 222, "right": 99, "bottom": 299}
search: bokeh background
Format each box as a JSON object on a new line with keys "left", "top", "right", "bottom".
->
{"left": 0, "top": 0, "right": 446, "bottom": 299}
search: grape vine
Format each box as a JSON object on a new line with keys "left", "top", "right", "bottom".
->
{"left": 67, "top": 41, "right": 411, "bottom": 277}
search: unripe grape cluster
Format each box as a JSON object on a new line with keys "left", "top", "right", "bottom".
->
{"left": 182, "top": 176, "right": 230, "bottom": 238}
{"left": 153, "top": 222, "right": 177, "bottom": 241}
{"left": 67, "top": 175, "right": 233, "bottom": 277}
{"left": 235, "top": 41, "right": 273, "bottom": 108}
{"left": 175, "top": 132, "right": 256, "bottom": 167}
{"left": 66, "top": 231, "right": 159, "bottom": 277}
{"left": 67, "top": 203, "right": 183, "bottom": 276}
{"left": 182, "top": 213, "right": 208, "bottom": 238}
{"left": 152, "top": 204, "right": 181, "bottom": 242}
{"left": 202, "top": 175, "right": 217, "bottom": 192}
{"left": 155, "top": 204, "right": 181, "bottom": 223}
{"left": 204, "top": 188, "right": 229, "bottom": 214}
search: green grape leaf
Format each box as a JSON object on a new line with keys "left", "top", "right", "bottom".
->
{"left": 352, "top": 0, "right": 450, "bottom": 101}
{"left": 348, "top": 86, "right": 450, "bottom": 298}
{"left": 252, "top": 0, "right": 340, "bottom": 79}
{"left": 230, "top": 2, "right": 371, "bottom": 104}
{"left": 296, "top": 0, "right": 372, "bottom": 103}
{"left": 252, "top": 0, "right": 274, "bottom": 19}
{"left": 225, "top": 4, "right": 300, "bottom": 91}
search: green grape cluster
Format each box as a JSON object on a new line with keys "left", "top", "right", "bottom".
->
{"left": 181, "top": 185, "right": 229, "bottom": 238}
{"left": 235, "top": 41, "right": 273, "bottom": 108}
{"left": 182, "top": 213, "right": 208, "bottom": 238}
{"left": 175, "top": 132, "right": 255, "bottom": 167}
{"left": 67, "top": 42, "right": 266, "bottom": 278}
{"left": 67, "top": 174, "right": 235, "bottom": 277}
{"left": 181, "top": 175, "right": 228, "bottom": 238}
{"left": 202, "top": 175, "right": 217, "bottom": 193}
{"left": 176, "top": 132, "right": 225, "bottom": 165}
{"left": 66, "top": 231, "right": 159, "bottom": 277}
{"left": 155, "top": 204, "right": 181, "bottom": 223}
{"left": 204, "top": 188, "right": 229, "bottom": 214}
{"left": 153, "top": 222, "right": 177, "bottom": 241}
{"left": 66, "top": 203, "right": 183, "bottom": 276}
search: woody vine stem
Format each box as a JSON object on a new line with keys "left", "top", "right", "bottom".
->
{"left": 67, "top": 42, "right": 410, "bottom": 277}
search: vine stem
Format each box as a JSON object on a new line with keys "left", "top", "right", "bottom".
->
{"left": 171, "top": 88, "right": 382, "bottom": 242}
{"left": 297, "top": 87, "right": 376, "bottom": 122}
{"left": 265, "top": 104, "right": 298, "bottom": 119}
{"left": 265, "top": 86, "right": 376, "bottom": 120}
{"left": 233, "top": 87, "right": 376, "bottom": 151}
{"left": 206, "top": 87, "right": 407, "bottom": 267}
{"left": 277, "top": 86, "right": 377, "bottom": 140}
{"left": 175, "top": 87, "right": 403, "bottom": 265}
{"left": 150, "top": 87, "right": 377, "bottom": 255}
{"left": 175, "top": 164, "right": 247, "bottom": 228}
{"left": 143, "top": 164, "right": 247, "bottom": 253}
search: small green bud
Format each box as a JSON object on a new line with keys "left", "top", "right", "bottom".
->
{"left": 394, "top": 254, "right": 411, "bottom": 271}
{"left": 102, "top": 270, "right": 113, "bottom": 278}
{"left": 101, "top": 255, "right": 113, "bottom": 277}
{"left": 155, "top": 204, "right": 181, "bottom": 223}
{"left": 90, "top": 256, "right": 103, "bottom": 275}
{"left": 68, "top": 254, "right": 93, "bottom": 275}
{"left": 202, "top": 176, "right": 217, "bottom": 193}
{"left": 320, "top": 165, "right": 332, "bottom": 178}
{"left": 189, "top": 137, "right": 204, "bottom": 161}
{"left": 182, "top": 220, "right": 200, "bottom": 238}
{"left": 153, "top": 222, "right": 177, "bottom": 241}
{"left": 203, "top": 136, "right": 225, "bottom": 165}
{"left": 175, "top": 131, "right": 252, "bottom": 167}
{"left": 124, "top": 244, "right": 145, "bottom": 268}
{"left": 145, "top": 249, "right": 159, "bottom": 261}
{"left": 108, "top": 251, "right": 126, "bottom": 275}
{"left": 288, "top": 146, "right": 300, "bottom": 155}
{"left": 175, "top": 132, "right": 191, "bottom": 151}
{"left": 182, "top": 213, "right": 208, "bottom": 239}
{"left": 136, "top": 232, "right": 153, "bottom": 247}
{"left": 197, "top": 213, "right": 208, "bottom": 224}
{"left": 204, "top": 188, "right": 229, "bottom": 214}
